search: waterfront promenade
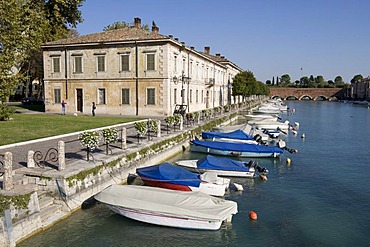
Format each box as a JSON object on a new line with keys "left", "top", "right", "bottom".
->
{"left": 0, "top": 98, "right": 267, "bottom": 246}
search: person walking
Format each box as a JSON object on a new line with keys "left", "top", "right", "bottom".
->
{"left": 61, "top": 100, "right": 67, "bottom": 115}
{"left": 92, "top": 102, "right": 96, "bottom": 116}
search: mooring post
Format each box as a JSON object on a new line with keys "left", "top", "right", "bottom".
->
{"left": 58, "top": 140, "right": 65, "bottom": 170}
{"left": 179, "top": 116, "right": 184, "bottom": 131}
{"left": 121, "top": 127, "right": 127, "bottom": 149}
{"left": 156, "top": 120, "right": 161, "bottom": 138}
{"left": 27, "top": 150, "right": 35, "bottom": 168}
{"left": 4, "top": 152, "right": 13, "bottom": 190}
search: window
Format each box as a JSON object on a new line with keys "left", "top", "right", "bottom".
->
{"left": 196, "top": 90, "right": 199, "bottom": 103}
{"left": 122, "top": 88, "right": 130, "bottom": 104}
{"left": 147, "top": 88, "right": 155, "bottom": 105}
{"left": 146, "top": 53, "right": 155, "bottom": 71}
{"left": 121, "top": 54, "right": 129, "bottom": 71}
{"left": 174, "top": 55, "right": 177, "bottom": 73}
{"left": 54, "top": 88, "right": 61, "bottom": 103}
{"left": 52, "top": 57, "right": 60, "bottom": 73}
{"left": 97, "top": 56, "right": 105, "bottom": 72}
{"left": 174, "top": 88, "right": 177, "bottom": 104}
{"left": 98, "top": 88, "right": 106, "bottom": 104}
{"left": 201, "top": 90, "right": 204, "bottom": 103}
{"left": 190, "top": 89, "right": 193, "bottom": 103}
{"left": 74, "top": 56, "right": 82, "bottom": 73}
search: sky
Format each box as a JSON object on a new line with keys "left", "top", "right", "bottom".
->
{"left": 76, "top": 0, "right": 370, "bottom": 83}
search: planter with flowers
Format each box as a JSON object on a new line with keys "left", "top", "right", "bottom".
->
{"left": 79, "top": 131, "right": 100, "bottom": 161}
{"left": 102, "top": 127, "right": 118, "bottom": 154}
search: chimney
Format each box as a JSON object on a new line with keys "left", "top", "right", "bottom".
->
{"left": 190, "top": 46, "right": 195, "bottom": 50}
{"left": 216, "top": 53, "right": 221, "bottom": 57}
{"left": 169, "top": 35, "right": 173, "bottom": 39}
{"left": 152, "top": 26, "right": 159, "bottom": 33}
{"left": 204, "top": 46, "right": 210, "bottom": 54}
{"left": 174, "top": 38, "right": 179, "bottom": 41}
{"left": 181, "top": 42, "right": 185, "bottom": 45}
{"left": 134, "top": 17, "right": 141, "bottom": 28}
{"left": 151, "top": 21, "right": 159, "bottom": 33}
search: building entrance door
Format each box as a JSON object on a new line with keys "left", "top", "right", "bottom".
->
{"left": 76, "top": 89, "right": 83, "bottom": 112}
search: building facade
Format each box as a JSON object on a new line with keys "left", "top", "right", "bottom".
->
{"left": 42, "top": 18, "right": 243, "bottom": 116}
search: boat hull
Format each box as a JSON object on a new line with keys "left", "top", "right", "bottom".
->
{"left": 108, "top": 205, "right": 223, "bottom": 230}
{"left": 190, "top": 144, "right": 281, "bottom": 158}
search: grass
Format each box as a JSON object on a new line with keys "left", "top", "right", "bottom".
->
{"left": 0, "top": 112, "right": 141, "bottom": 146}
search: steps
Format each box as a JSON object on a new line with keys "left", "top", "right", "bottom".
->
{"left": 37, "top": 191, "right": 66, "bottom": 227}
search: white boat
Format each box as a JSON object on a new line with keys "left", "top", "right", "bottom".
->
{"left": 94, "top": 185, "right": 238, "bottom": 230}
{"left": 248, "top": 119, "right": 290, "bottom": 131}
{"left": 176, "top": 155, "right": 268, "bottom": 178}
{"left": 244, "top": 114, "right": 279, "bottom": 121}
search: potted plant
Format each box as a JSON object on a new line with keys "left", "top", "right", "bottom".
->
{"left": 79, "top": 131, "right": 100, "bottom": 161}
{"left": 102, "top": 128, "right": 118, "bottom": 154}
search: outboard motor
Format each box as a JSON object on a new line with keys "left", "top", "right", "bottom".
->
{"left": 256, "top": 165, "right": 269, "bottom": 175}
{"left": 277, "top": 140, "right": 298, "bottom": 153}
{"left": 253, "top": 134, "right": 267, "bottom": 145}
{"left": 245, "top": 160, "right": 257, "bottom": 168}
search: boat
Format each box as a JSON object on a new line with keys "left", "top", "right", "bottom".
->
{"left": 94, "top": 185, "right": 238, "bottom": 230}
{"left": 136, "top": 163, "right": 229, "bottom": 197}
{"left": 176, "top": 155, "right": 268, "bottom": 178}
{"left": 190, "top": 139, "right": 283, "bottom": 158}
{"left": 247, "top": 119, "right": 290, "bottom": 131}
{"left": 201, "top": 129, "right": 258, "bottom": 144}
{"left": 212, "top": 123, "right": 270, "bottom": 141}
{"left": 244, "top": 114, "right": 279, "bottom": 121}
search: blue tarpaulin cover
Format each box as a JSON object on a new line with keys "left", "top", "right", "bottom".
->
{"left": 196, "top": 155, "right": 250, "bottom": 171}
{"left": 202, "top": 129, "right": 254, "bottom": 140}
{"left": 191, "top": 139, "right": 283, "bottom": 153}
{"left": 137, "top": 163, "right": 201, "bottom": 187}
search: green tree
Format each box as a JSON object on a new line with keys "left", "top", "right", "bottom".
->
{"left": 280, "top": 74, "right": 291, "bottom": 86}
{"left": 104, "top": 20, "right": 150, "bottom": 31}
{"left": 350, "top": 74, "right": 363, "bottom": 84}
{"left": 0, "top": 0, "right": 85, "bottom": 101}
{"left": 232, "top": 71, "right": 269, "bottom": 99}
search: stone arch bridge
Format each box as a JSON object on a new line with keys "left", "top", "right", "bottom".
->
{"left": 269, "top": 88, "right": 346, "bottom": 100}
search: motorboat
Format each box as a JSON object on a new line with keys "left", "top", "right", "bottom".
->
{"left": 136, "top": 163, "right": 229, "bottom": 197}
{"left": 244, "top": 114, "right": 279, "bottom": 121}
{"left": 247, "top": 119, "right": 290, "bottom": 131}
{"left": 201, "top": 129, "right": 258, "bottom": 144}
{"left": 190, "top": 139, "right": 283, "bottom": 158}
{"left": 94, "top": 185, "right": 238, "bottom": 230}
{"left": 175, "top": 155, "right": 268, "bottom": 178}
{"left": 212, "top": 123, "right": 270, "bottom": 141}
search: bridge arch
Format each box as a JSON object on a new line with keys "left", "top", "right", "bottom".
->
{"left": 314, "top": 95, "right": 327, "bottom": 101}
{"left": 286, "top": 95, "right": 298, "bottom": 100}
{"left": 299, "top": 95, "right": 313, "bottom": 100}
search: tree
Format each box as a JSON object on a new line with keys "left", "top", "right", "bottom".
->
{"left": 334, "top": 76, "right": 343, "bottom": 84}
{"left": 266, "top": 80, "right": 271, "bottom": 85}
{"left": 103, "top": 20, "right": 150, "bottom": 31}
{"left": 350, "top": 74, "right": 363, "bottom": 84}
{"left": 280, "top": 74, "right": 291, "bottom": 86}
{"left": 0, "top": 0, "right": 85, "bottom": 101}
{"left": 232, "top": 70, "right": 269, "bottom": 100}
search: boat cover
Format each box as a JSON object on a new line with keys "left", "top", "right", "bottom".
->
{"left": 191, "top": 139, "right": 283, "bottom": 153}
{"left": 196, "top": 155, "right": 250, "bottom": 171}
{"left": 94, "top": 185, "right": 238, "bottom": 221}
{"left": 202, "top": 129, "right": 254, "bottom": 140}
{"left": 136, "top": 163, "right": 201, "bottom": 187}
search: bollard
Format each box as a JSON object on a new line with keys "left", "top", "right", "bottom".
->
{"left": 179, "top": 116, "right": 184, "bottom": 131}
{"left": 4, "top": 152, "right": 13, "bottom": 190}
{"left": 121, "top": 127, "right": 127, "bottom": 149}
{"left": 156, "top": 120, "right": 161, "bottom": 138}
{"left": 27, "top": 150, "right": 35, "bottom": 168}
{"left": 58, "top": 140, "right": 65, "bottom": 170}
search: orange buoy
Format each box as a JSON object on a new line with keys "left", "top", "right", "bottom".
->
{"left": 249, "top": 211, "right": 258, "bottom": 220}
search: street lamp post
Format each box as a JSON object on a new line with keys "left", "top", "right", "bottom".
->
{"left": 173, "top": 70, "right": 190, "bottom": 105}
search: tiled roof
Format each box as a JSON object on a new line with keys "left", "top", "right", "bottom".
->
{"left": 44, "top": 27, "right": 169, "bottom": 46}
{"left": 200, "top": 52, "right": 243, "bottom": 71}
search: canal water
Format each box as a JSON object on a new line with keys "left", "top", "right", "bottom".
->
{"left": 19, "top": 101, "right": 370, "bottom": 247}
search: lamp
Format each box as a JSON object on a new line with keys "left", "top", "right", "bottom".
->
{"left": 173, "top": 70, "right": 190, "bottom": 105}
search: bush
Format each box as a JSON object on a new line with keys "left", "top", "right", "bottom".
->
{"left": 0, "top": 104, "right": 13, "bottom": 121}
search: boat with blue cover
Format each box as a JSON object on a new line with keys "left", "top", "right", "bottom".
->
{"left": 136, "top": 163, "right": 229, "bottom": 197}
{"left": 190, "top": 139, "right": 283, "bottom": 158}
{"left": 176, "top": 155, "right": 268, "bottom": 178}
{"left": 201, "top": 129, "right": 258, "bottom": 144}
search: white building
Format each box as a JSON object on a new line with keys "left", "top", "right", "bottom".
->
{"left": 42, "top": 18, "right": 243, "bottom": 116}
